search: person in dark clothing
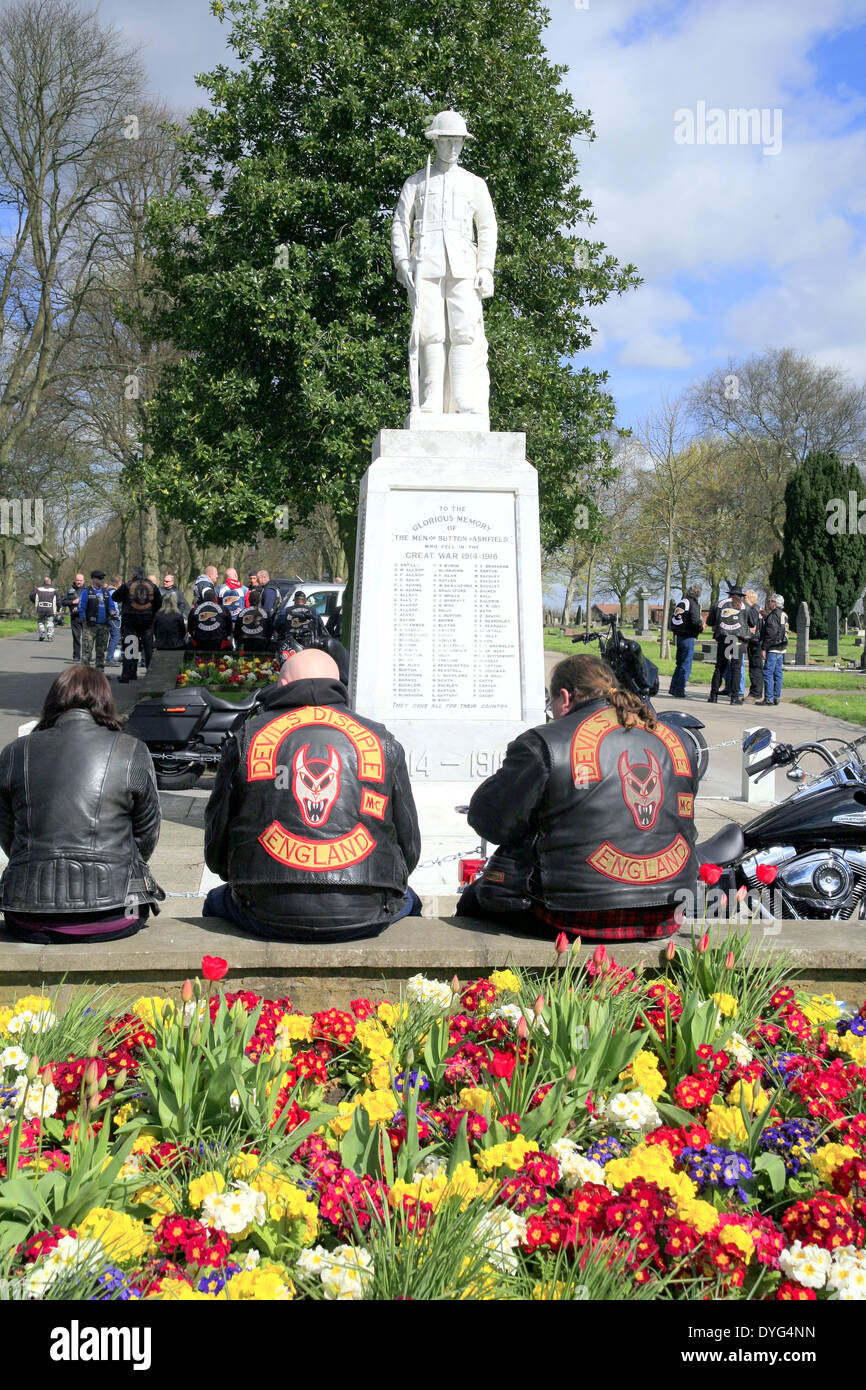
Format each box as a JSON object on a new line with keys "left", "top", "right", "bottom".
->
{"left": 161, "top": 574, "right": 189, "bottom": 617}
{"left": 255, "top": 570, "right": 280, "bottom": 616}
{"left": 0, "top": 667, "right": 164, "bottom": 943}
{"left": 757, "top": 593, "right": 789, "bottom": 706}
{"left": 203, "top": 648, "right": 421, "bottom": 941}
{"left": 62, "top": 573, "right": 86, "bottom": 660}
{"left": 112, "top": 569, "right": 162, "bottom": 683}
{"left": 742, "top": 588, "right": 763, "bottom": 700}
{"left": 457, "top": 653, "right": 698, "bottom": 943}
{"left": 153, "top": 592, "right": 187, "bottom": 650}
{"left": 668, "top": 583, "right": 704, "bottom": 698}
{"left": 188, "top": 588, "right": 234, "bottom": 651}
{"left": 707, "top": 587, "right": 752, "bottom": 705}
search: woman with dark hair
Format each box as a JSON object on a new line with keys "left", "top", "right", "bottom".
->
{"left": 457, "top": 653, "right": 699, "bottom": 943}
{"left": 0, "top": 666, "right": 165, "bottom": 943}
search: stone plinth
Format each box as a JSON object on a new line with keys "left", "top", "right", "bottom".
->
{"left": 349, "top": 427, "right": 545, "bottom": 893}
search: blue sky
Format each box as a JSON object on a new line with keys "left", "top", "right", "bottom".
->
{"left": 98, "top": 0, "right": 866, "bottom": 436}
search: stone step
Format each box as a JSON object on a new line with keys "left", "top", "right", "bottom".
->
{"left": 1, "top": 913, "right": 863, "bottom": 1013}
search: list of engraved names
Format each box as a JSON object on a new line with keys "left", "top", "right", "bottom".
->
{"left": 391, "top": 490, "right": 521, "bottom": 719}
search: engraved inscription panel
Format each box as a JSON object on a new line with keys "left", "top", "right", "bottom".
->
{"left": 390, "top": 491, "right": 521, "bottom": 719}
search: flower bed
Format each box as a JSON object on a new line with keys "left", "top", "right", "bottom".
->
{"left": 1, "top": 935, "right": 866, "bottom": 1302}
{"left": 176, "top": 655, "right": 279, "bottom": 690}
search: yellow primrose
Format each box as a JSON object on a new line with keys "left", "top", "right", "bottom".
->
{"left": 129, "top": 1184, "right": 175, "bottom": 1218}
{"left": 226, "top": 1265, "right": 294, "bottom": 1300}
{"left": 354, "top": 1018, "right": 394, "bottom": 1058}
{"left": 718, "top": 1225, "right": 755, "bottom": 1261}
{"left": 710, "top": 992, "right": 738, "bottom": 1018}
{"left": 377, "top": 1001, "right": 409, "bottom": 1029}
{"left": 278, "top": 1014, "right": 313, "bottom": 1043}
{"left": 11, "top": 994, "right": 54, "bottom": 1014}
{"left": 147, "top": 1278, "right": 213, "bottom": 1301}
{"left": 131, "top": 995, "right": 175, "bottom": 1029}
{"left": 676, "top": 1197, "right": 720, "bottom": 1236}
{"left": 231, "top": 1152, "right": 261, "bottom": 1179}
{"left": 188, "top": 1171, "right": 226, "bottom": 1208}
{"left": 359, "top": 1088, "right": 399, "bottom": 1125}
{"left": 800, "top": 993, "right": 841, "bottom": 1025}
{"left": 726, "top": 1079, "right": 768, "bottom": 1113}
{"left": 621, "top": 1050, "right": 665, "bottom": 1101}
{"left": 475, "top": 1135, "right": 539, "bottom": 1173}
{"left": 489, "top": 969, "right": 521, "bottom": 996}
{"left": 0, "top": 1006, "right": 13, "bottom": 1036}
{"left": 459, "top": 1087, "right": 495, "bottom": 1114}
{"left": 705, "top": 1104, "right": 750, "bottom": 1145}
{"left": 77, "top": 1208, "right": 150, "bottom": 1260}
{"left": 832, "top": 1030, "right": 866, "bottom": 1066}
{"left": 330, "top": 1098, "right": 361, "bottom": 1138}
{"left": 812, "top": 1143, "right": 857, "bottom": 1184}
{"left": 132, "top": 1134, "right": 159, "bottom": 1156}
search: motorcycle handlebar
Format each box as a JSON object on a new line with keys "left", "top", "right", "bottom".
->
{"left": 746, "top": 752, "right": 778, "bottom": 777}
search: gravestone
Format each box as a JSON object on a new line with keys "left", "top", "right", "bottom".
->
{"left": 350, "top": 430, "right": 544, "bottom": 893}
{"left": 636, "top": 586, "right": 653, "bottom": 637}
{"left": 827, "top": 604, "right": 840, "bottom": 658}
{"left": 795, "top": 601, "right": 810, "bottom": 665}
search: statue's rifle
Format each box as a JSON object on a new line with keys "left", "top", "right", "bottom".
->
{"left": 409, "top": 153, "right": 431, "bottom": 411}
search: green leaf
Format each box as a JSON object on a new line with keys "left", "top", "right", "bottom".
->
{"left": 754, "top": 1152, "right": 787, "bottom": 1195}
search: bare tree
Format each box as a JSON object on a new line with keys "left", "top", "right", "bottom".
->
{"left": 687, "top": 348, "right": 866, "bottom": 549}
{"left": 634, "top": 399, "right": 713, "bottom": 660}
{"left": 0, "top": 0, "right": 144, "bottom": 601}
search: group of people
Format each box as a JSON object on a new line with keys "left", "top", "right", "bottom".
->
{"left": 34, "top": 566, "right": 333, "bottom": 678}
{"left": 0, "top": 646, "right": 701, "bottom": 948}
{"left": 668, "top": 585, "right": 789, "bottom": 706}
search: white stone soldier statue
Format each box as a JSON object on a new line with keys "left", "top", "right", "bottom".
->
{"left": 391, "top": 110, "right": 497, "bottom": 425}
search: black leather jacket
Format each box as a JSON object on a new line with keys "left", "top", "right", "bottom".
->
{"left": 204, "top": 678, "right": 421, "bottom": 933}
{"left": 468, "top": 696, "right": 698, "bottom": 911}
{"left": 0, "top": 710, "right": 164, "bottom": 914}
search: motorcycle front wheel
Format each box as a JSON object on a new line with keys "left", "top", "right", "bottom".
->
{"left": 681, "top": 726, "right": 710, "bottom": 782}
{"left": 155, "top": 761, "right": 206, "bottom": 791}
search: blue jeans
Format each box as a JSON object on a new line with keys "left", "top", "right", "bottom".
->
{"left": 721, "top": 658, "right": 746, "bottom": 696}
{"left": 669, "top": 636, "right": 694, "bottom": 696}
{"left": 764, "top": 650, "right": 784, "bottom": 701}
{"left": 203, "top": 882, "right": 422, "bottom": 942}
{"left": 107, "top": 619, "right": 121, "bottom": 663}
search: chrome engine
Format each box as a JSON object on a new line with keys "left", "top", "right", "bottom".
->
{"left": 741, "top": 847, "right": 866, "bottom": 919}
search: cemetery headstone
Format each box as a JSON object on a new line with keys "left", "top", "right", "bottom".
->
{"left": 827, "top": 604, "right": 840, "bottom": 658}
{"left": 636, "top": 586, "right": 653, "bottom": 637}
{"left": 795, "top": 601, "right": 810, "bottom": 666}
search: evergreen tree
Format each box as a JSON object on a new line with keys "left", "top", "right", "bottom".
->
{"left": 139, "top": 0, "right": 638, "bottom": 579}
{"left": 770, "top": 451, "right": 866, "bottom": 638}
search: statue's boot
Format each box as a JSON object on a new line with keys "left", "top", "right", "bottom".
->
{"left": 420, "top": 343, "right": 445, "bottom": 412}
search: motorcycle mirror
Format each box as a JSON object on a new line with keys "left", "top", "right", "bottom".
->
{"left": 786, "top": 767, "right": 806, "bottom": 782}
{"left": 742, "top": 727, "right": 772, "bottom": 754}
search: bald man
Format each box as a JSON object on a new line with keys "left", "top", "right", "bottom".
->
{"left": 203, "top": 647, "right": 421, "bottom": 940}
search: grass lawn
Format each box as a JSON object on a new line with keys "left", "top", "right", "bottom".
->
{"left": 543, "top": 629, "right": 866, "bottom": 690}
{"left": 0, "top": 617, "right": 36, "bottom": 638}
{"left": 791, "top": 693, "right": 866, "bottom": 727}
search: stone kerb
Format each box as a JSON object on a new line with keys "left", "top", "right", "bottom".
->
{"left": 1, "top": 913, "right": 862, "bottom": 1014}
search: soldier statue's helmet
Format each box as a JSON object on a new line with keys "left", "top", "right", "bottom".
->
{"left": 424, "top": 109, "right": 473, "bottom": 140}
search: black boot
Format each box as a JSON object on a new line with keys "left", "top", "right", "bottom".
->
{"left": 731, "top": 696, "right": 745, "bottom": 705}
{"left": 707, "top": 694, "right": 718, "bottom": 703}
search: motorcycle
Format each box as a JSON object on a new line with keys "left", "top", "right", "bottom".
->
{"left": 125, "top": 685, "right": 263, "bottom": 791}
{"left": 569, "top": 613, "right": 710, "bottom": 781}
{"left": 702, "top": 725, "right": 866, "bottom": 920}
{"left": 127, "top": 632, "right": 351, "bottom": 791}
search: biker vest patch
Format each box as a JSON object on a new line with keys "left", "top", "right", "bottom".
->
{"left": 259, "top": 821, "right": 376, "bottom": 870}
{"left": 587, "top": 834, "right": 690, "bottom": 884}
{"left": 570, "top": 709, "right": 691, "bottom": 784}
{"left": 618, "top": 750, "right": 663, "bottom": 830}
{"left": 247, "top": 707, "right": 385, "bottom": 783}
{"left": 678, "top": 793, "right": 694, "bottom": 817}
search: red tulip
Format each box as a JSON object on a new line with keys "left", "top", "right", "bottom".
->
{"left": 592, "top": 944, "right": 607, "bottom": 967}
{"left": 555, "top": 932, "right": 570, "bottom": 956}
{"left": 533, "top": 993, "right": 545, "bottom": 1017}
{"left": 698, "top": 933, "right": 710, "bottom": 954}
{"left": 755, "top": 863, "right": 778, "bottom": 885}
{"left": 725, "top": 950, "right": 735, "bottom": 970}
{"left": 181, "top": 979, "right": 193, "bottom": 1003}
{"left": 201, "top": 955, "right": 228, "bottom": 981}
{"left": 665, "top": 939, "right": 676, "bottom": 962}
{"left": 699, "top": 863, "right": 723, "bottom": 885}
{"left": 516, "top": 1016, "right": 529, "bottom": 1041}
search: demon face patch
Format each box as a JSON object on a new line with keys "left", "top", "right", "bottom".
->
{"left": 292, "top": 744, "right": 341, "bottom": 827}
{"left": 617, "top": 749, "right": 664, "bottom": 831}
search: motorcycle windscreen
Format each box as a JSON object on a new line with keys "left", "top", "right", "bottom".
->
{"left": 125, "top": 697, "right": 209, "bottom": 747}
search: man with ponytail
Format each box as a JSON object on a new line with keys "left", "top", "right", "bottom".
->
{"left": 459, "top": 654, "right": 698, "bottom": 943}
